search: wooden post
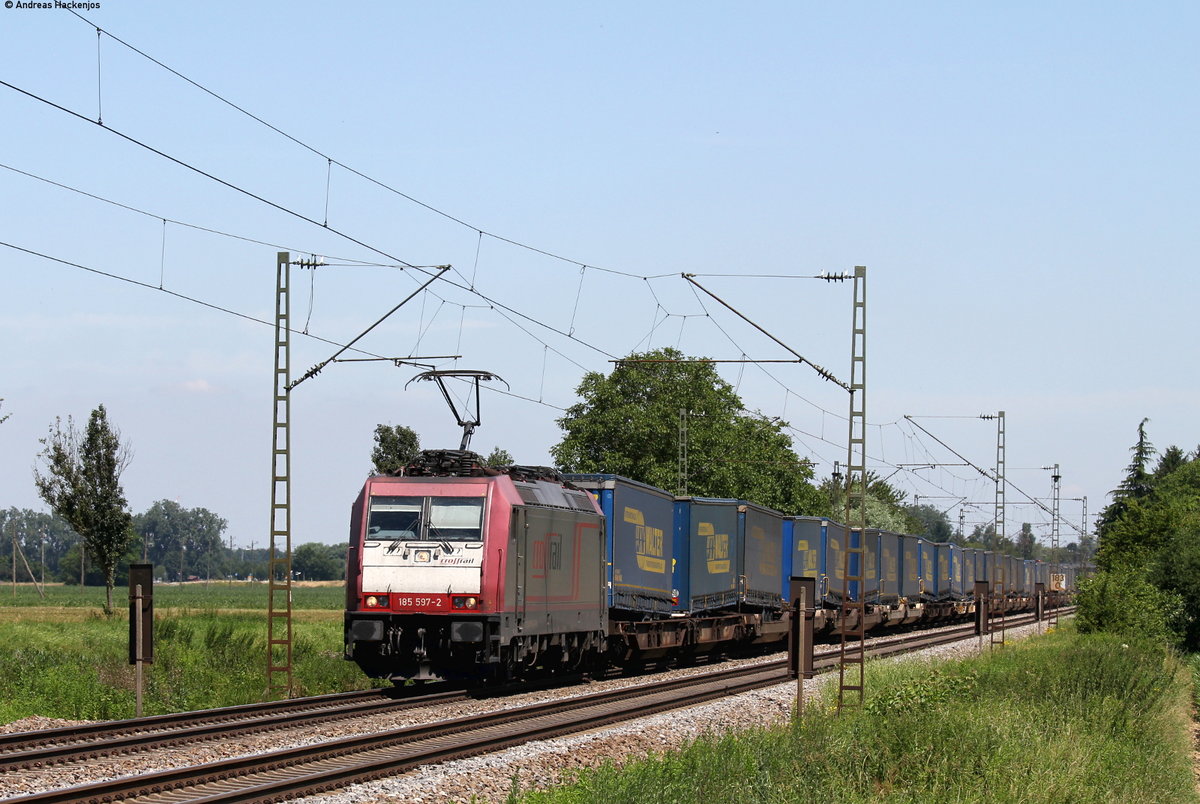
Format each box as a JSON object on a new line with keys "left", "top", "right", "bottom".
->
{"left": 788, "top": 577, "right": 815, "bottom": 719}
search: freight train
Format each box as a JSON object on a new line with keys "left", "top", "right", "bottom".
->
{"left": 343, "top": 450, "right": 1076, "bottom": 683}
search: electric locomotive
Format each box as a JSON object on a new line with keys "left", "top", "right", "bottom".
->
{"left": 343, "top": 450, "right": 607, "bottom": 682}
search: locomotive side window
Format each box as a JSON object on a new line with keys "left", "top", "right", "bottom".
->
{"left": 429, "top": 498, "right": 484, "bottom": 541}
{"left": 367, "top": 496, "right": 423, "bottom": 539}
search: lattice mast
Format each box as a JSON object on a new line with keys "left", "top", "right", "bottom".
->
{"left": 1049, "top": 463, "right": 1061, "bottom": 627}
{"left": 266, "top": 252, "right": 302, "bottom": 699}
{"left": 678, "top": 408, "right": 689, "bottom": 497}
{"left": 837, "top": 265, "right": 867, "bottom": 711}
{"left": 991, "top": 410, "right": 1006, "bottom": 648}
{"left": 264, "top": 254, "right": 447, "bottom": 701}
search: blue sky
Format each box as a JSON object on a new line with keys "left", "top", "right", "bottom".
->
{"left": 1, "top": 2, "right": 1196, "bottom": 550}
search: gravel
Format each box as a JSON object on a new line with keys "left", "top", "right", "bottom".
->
{"left": 0, "top": 618, "right": 1061, "bottom": 803}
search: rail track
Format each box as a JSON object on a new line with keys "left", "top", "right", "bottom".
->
{"left": 1, "top": 608, "right": 1071, "bottom": 804}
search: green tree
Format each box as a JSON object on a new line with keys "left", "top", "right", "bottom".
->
{"left": 551, "top": 348, "right": 822, "bottom": 515}
{"left": 1087, "top": 426, "right": 1200, "bottom": 649}
{"left": 819, "top": 471, "right": 921, "bottom": 532}
{"left": 962, "top": 523, "right": 1016, "bottom": 554}
{"left": 1096, "top": 418, "right": 1156, "bottom": 558}
{"left": 33, "top": 405, "right": 133, "bottom": 612}
{"left": 903, "top": 503, "right": 953, "bottom": 541}
{"left": 1015, "top": 522, "right": 1036, "bottom": 558}
{"left": 1144, "top": 457, "right": 1200, "bottom": 648}
{"left": 371, "top": 424, "right": 420, "bottom": 475}
{"left": 133, "top": 500, "right": 228, "bottom": 582}
{"left": 0, "top": 508, "right": 79, "bottom": 583}
{"left": 293, "top": 542, "right": 345, "bottom": 581}
{"left": 1077, "top": 531, "right": 1097, "bottom": 563}
{"left": 58, "top": 541, "right": 106, "bottom": 586}
{"left": 484, "top": 447, "right": 514, "bottom": 466}
{"left": 1153, "top": 445, "right": 1187, "bottom": 481}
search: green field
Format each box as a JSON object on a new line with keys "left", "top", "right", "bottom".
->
{"left": 513, "top": 627, "right": 1200, "bottom": 804}
{"left": 0, "top": 581, "right": 346, "bottom": 611}
{"left": 0, "top": 582, "right": 382, "bottom": 724}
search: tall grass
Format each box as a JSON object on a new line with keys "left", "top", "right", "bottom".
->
{"left": 0, "top": 608, "right": 381, "bottom": 723}
{"left": 515, "top": 628, "right": 1199, "bottom": 804}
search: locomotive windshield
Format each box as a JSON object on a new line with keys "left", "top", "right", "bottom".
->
{"left": 367, "top": 495, "right": 484, "bottom": 541}
{"left": 429, "top": 499, "right": 485, "bottom": 541}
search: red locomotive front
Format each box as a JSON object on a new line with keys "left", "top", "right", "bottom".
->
{"left": 344, "top": 451, "right": 607, "bottom": 682}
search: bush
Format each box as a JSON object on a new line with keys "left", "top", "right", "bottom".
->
{"left": 1074, "top": 564, "right": 1185, "bottom": 647}
{"left": 1153, "top": 522, "right": 1200, "bottom": 650}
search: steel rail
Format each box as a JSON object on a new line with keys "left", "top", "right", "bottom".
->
{"left": 5, "top": 607, "right": 1072, "bottom": 804}
{"left": 0, "top": 689, "right": 390, "bottom": 753}
{"left": 0, "top": 689, "right": 475, "bottom": 773}
{"left": 0, "top": 669, "right": 634, "bottom": 771}
{"left": 7, "top": 662, "right": 787, "bottom": 804}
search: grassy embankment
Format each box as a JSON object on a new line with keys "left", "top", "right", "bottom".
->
{"left": 511, "top": 626, "right": 1200, "bottom": 804}
{"left": 0, "top": 583, "right": 381, "bottom": 724}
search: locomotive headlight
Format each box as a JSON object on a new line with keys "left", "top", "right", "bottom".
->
{"left": 452, "top": 596, "right": 479, "bottom": 610}
{"left": 366, "top": 596, "right": 377, "bottom": 607}
{"left": 364, "top": 595, "right": 388, "bottom": 608}
{"left": 415, "top": 550, "right": 432, "bottom": 563}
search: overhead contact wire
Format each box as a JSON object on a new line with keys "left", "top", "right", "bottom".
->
{"left": 0, "top": 240, "right": 387, "bottom": 359}
{"left": 0, "top": 77, "right": 419, "bottom": 270}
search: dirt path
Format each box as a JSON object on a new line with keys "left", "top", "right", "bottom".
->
{"left": 1193, "top": 711, "right": 1200, "bottom": 796}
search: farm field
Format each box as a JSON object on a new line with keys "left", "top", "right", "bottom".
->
{"left": 0, "top": 582, "right": 380, "bottom": 724}
{"left": 0, "top": 581, "right": 345, "bottom": 611}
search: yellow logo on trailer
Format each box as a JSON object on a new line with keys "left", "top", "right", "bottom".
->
{"left": 795, "top": 539, "right": 818, "bottom": 573}
{"left": 624, "top": 507, "right": 666, "bottom": 573}
{"left": 699, "top": 522, "right": 730, "bottom": 574}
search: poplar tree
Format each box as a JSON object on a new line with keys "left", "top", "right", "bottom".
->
{"left": 34, "top": 404, "right": 133, "bottom": 613}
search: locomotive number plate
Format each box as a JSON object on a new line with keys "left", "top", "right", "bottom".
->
{"left": 392, "top": 596, "right": 447, "bottom": 610}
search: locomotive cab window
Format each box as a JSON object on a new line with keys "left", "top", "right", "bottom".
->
{"left": 366, "top": 495, "right": 484, "bottom": 541}
{"left": 367, "top": 496, "right": 423, "bottom": 539}
{"left": 429, "top": 498, "right": 484, "bottom": 541}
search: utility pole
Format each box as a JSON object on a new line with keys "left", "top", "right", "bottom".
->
{"left": 677, "top": 409, "right": 688, "bottom": 497}
{"left": 1081, "top": 495, "right": 1088, "bottom": 560}
{"left": 976, "top": 410, "right": 1006, "bottom": 648}
{"left": 838, "top": 265, "right": 867, "bottom": 712}
{"left": 267, "top": 251, "right": 297, "bottom": 700}
{"left": 1051, "top": 463, "right": 1061, "bottom": 557}
{"left": 1049, "top": 464, "right": 1061, "bottom": 628}
{"left": 993, "top": 411, "right": 1006, "bottom": 548}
